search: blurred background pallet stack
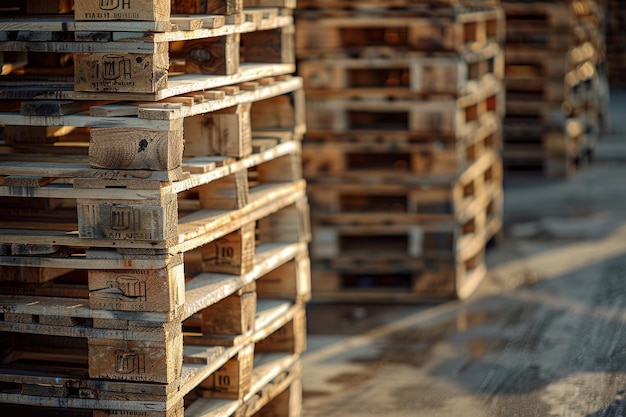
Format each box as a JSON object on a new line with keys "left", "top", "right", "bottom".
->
{"left": 295, "top": 0, "right": 506, "bottom": 302}
{"left": 0, "top": 0, "right": 310, "bottom": 416}
{"left": 501, "top": 0, "right": 609, "bottom": 177}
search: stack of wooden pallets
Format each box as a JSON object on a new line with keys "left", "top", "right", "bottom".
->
{"left": 295, "top": 0, "right": 506, "bottom": 302}
{"left": 502, "top": 0, "right": 609, "bottom": 176}
{"left": 0, "top": 1, "right": 309, "bottom": 416}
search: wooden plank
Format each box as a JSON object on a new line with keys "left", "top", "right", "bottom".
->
{"left": 170, "top": 15, "right": 226, "bottom": 31}
{"left": 20, "top": 100, "right": 97, "bottom": 116}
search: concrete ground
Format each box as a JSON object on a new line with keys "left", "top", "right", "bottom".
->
{"left": 301, "top": 89, "right": 626, "bottom": 416}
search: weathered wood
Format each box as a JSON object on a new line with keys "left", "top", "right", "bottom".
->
{"left": 20, "top": 100, "right": 96, "bottom": 116}
{"left": 193, "top": 283, "right": 257, "bottom": 345}
{"left": 184, "top": 102, "right": 252, "bottom": 158}
{"left": 77, "top": 193, "right": 179, "bottom": 242}
{"left": 255, "top": 305, "right": 306, "bottom": 355}
{"left": 88, "top": 254, "right": 185, "bottom": 313}
{"left": 0, "top": 265, "right": 74, "bottom": 283}
{"left": 199, "top": 343, "right": 254, "bottom": 400}
{"left": 88, "top": 319, "right": 182, "bottom": 383}
{"left": 200, "top": 223, "right": 255, "bottom": 274}
{"left": 89, "top": 121, "right": 184, "bottom": 171}
{"left": 74, "top": 48, "right": 169, "bottom": 94}
{"left": 302, "top": 115, "right": 501, "bottom": 181}
{"left": 241, "top": 25, "right": 294, "bottom": 66}
{"left": 181, "top": 33, "right": 240, "bottom": 75}
{"left": 197, "top": 170, "right": 249, "bottom": 210}
{"left": 74, "top": 0, "right": 171, "bottom": 23}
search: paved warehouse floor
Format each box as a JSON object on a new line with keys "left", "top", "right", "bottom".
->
{"left": 300, "top": 89, "right": 626, "bottom": 417}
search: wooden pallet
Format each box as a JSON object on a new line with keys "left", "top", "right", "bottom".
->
{"left": 304, "top": 76, "right": 503, "bottom": 138}
{"left": 294, "top": 7, "right": 505, "bottom": 57}
{"left": 0, "top": 300, "right": 305, "bottom": 416}
{"left": 308, "top": 151, "right": 502, "bottom": 259}
{"left": 504, "top": 1, "right": 605, "bottom": 50}
{"left": 505, "top": 66, "right": 604, "bottom": 137}
{"left": 502, "top": 145, "right": 591, "bottom": 178}
{"left": 1, "top": 185, "right": 309, "bottom": 316}
{"left": 504, "top": 47, "right": 571, "bottom": 80}
{"left": 1, "top": 190, "right": 310, "bottom": 309}
{"left": 309, "top": 200, "right": 500, "bottom": 302}
{"left": 0, "top": 9, "right": 295, "bottom": 99}
{"left": 1, "top": 143, "right": 306, "bottom": 244}
{"left": 306, "top": 143, "right": 502, "bottom": 213}
{"left": 0, "top": 362, "right": 302, "bottom": 417}
{"left": 503, "top": 2, "right": 573, "bottom": 29}
{"left": 298, "top": 43, "right": 503, "bottom": 98}
{"left": 0, "top": 75, "right": 304, "bottom": 170}
{"left": 310, "top": 248, "right": 488, "bottom": 301}
{"left": 505, "top": 42, "right": 600, "bottom": 85}
{"left": 302, "top": 112, "right": 501, "bottom": 181}
{"left": 505, "top": 97, "right": 567, "bottom": 127}
{"left": 0, "top": 104, "right": 310, "bottom": 417}
{"left": 504, "top": 115, "right": 597, "bottom": 177}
